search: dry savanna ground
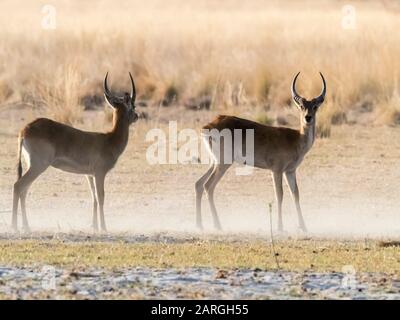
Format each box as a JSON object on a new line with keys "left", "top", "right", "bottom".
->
{"left": 1, "top": 105, "right": 400, "bottom": 237}
{"left": 0, "top": 0, "right": 400, "bottom": 298}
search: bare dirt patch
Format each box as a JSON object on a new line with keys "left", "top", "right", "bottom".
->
{"left": 1, "top": 105, "right": 400, "bottom": 238}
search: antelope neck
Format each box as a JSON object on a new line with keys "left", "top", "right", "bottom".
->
{"left": 299, "top": 118, "right": 316, "bottom": 153}
{"left": 108, "top": 109, "right": 130, "bottom": 154}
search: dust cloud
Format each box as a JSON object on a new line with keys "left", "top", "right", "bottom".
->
{"left": 1, "top": 193, "right": 399, "bottom": 240}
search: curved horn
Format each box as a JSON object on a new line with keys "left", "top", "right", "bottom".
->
{"left": 129, "top": 72, "right": 136, "bottom": 104}
{"left": 316, "top": 72, "right": 326, "bottom": 103}
{"left": 291, "top": 72, "right": 303, "bottom": 105}
{"left": 103, "top": 72, "right": 113, "bottom": 98}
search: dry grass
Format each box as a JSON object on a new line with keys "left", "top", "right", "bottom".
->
{"left": 0, "top": 239, "right": 398, "bottom": 274}
{"left": 34, "top": 64, "right": 83, "bottom": 124}
{"left": 1, "top": 0, "right": 400, "bottom": 127}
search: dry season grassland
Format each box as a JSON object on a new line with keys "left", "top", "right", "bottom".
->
{"left": 2, "top": 0, "right": 400, "bottom": 300}
{"left": 0, "top": 239, "right": 399, "bottom": 274}
{"left": 1, "top": 0, "right": 400, "bottom": 130}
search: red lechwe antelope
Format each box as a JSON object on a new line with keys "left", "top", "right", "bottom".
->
{"left": 12, "top": 73, "right": 138, "bottom": 232}
{"left": 195, "top": 72, "right": 326, "bottom": 232}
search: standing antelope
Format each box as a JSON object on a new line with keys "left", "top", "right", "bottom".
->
{"left": 195, "top": 72, "right": 326, "bottom": 232}
{"left": 12, "top": 73, "right": 138, "bottom": 232}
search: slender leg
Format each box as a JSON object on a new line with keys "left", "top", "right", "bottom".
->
{"left": 95, "top": 173, "right": 107, "bottom": 232}
{"left": 195, "top": 163, "right": 215, "bottom": 229}
{"left": 20, "top": 190, "right": 31, "bottom": 233}
{"left": 285, "top": 170, "right": 307, "bottom": 232}
{"left": 204, "top": 164, "right": 231, "bottom": 230}
{"left": 272, "top": 171, "right": 284, "bottom": 232}
{"left": 13, "top": 165, "right": 47, "bottom": 232}
{"left": 86, "top": 175, "right": 98, "bottom": 232}
{"left": 12, "top": 182, "right": 20, "bottom": 231}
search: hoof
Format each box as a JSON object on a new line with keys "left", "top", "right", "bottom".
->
{"left": 213, "top": 220, "right": 223, "bottom": 232}
{"left": 274, "top": 229, "right": 289, "bottom": 239}
{"left": 296, "top": 226, "right": 310, "bottom": 240}
{"left": 22, "top": 226, "right": 31, "bottom": 234}
{"left": 299, "top": 225, "right": 308, "bottom": 233}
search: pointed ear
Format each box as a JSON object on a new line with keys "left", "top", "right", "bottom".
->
{"left": 314, "top": 102, "right": 323, "bottom": 109}
{"left": 123, "top": 93, "right": 131, "bottom": 105}
{"left": 104, "top": 94, "right": 117, "bottom": 109}
{"left": 293, "top": 97, "right": 304, "bottom": 110}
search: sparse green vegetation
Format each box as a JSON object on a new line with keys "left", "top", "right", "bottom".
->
{"left": 0, "top": 240, "right": 398, "bottom": 274}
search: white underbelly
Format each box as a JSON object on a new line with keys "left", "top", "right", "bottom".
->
{"left": 51, "top": 157, "right": 92, "bottom": 174}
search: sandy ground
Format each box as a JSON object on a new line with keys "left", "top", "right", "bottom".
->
{"left": 1, "top": 104, "right": 400, "bottom": 238}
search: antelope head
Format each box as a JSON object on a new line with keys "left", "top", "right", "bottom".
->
{"left": 291, "top": 72, "right": 326, "bottom": 125}
{"left": 104, "top": 72, "right": 139, "bottom": 124}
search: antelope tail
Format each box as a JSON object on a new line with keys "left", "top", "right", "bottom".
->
{"left": 16, "top": 133, "right": 23, "bottom": 180}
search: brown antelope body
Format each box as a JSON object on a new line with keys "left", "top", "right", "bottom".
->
{"left": 195, "top": 72, "right": 326, "bottom": 232}
{"left": 12, "top": 73, "right": 138, "bottom": 232}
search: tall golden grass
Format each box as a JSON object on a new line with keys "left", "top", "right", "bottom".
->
{"left": 1, "top": 0, "right": 400, "bottom": 127}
